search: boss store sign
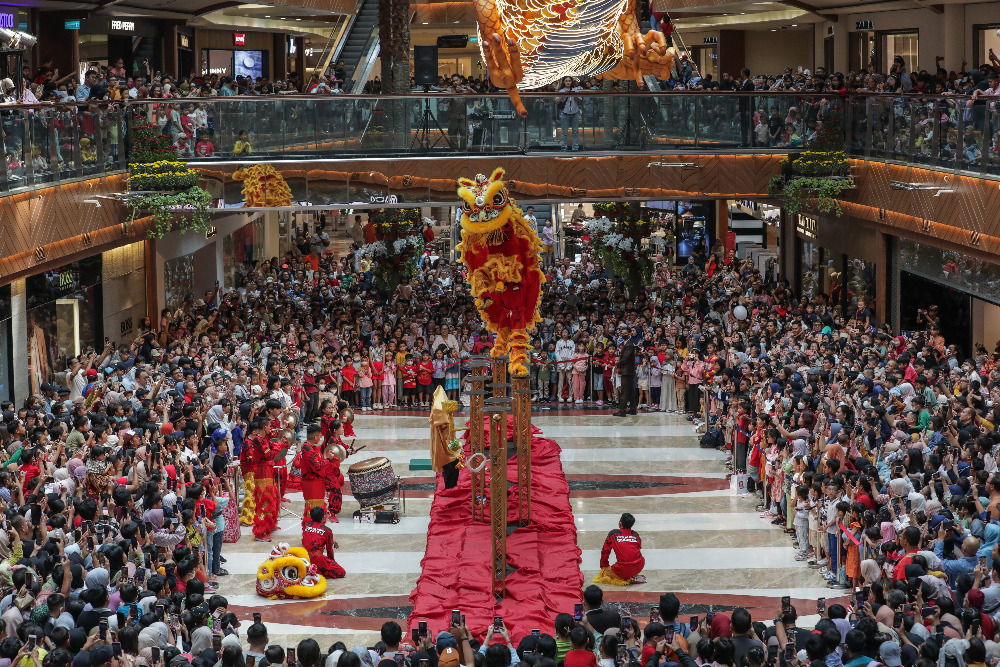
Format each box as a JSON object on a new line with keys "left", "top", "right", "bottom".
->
{"left": 71, "top": 16, "right": 161, "bottom": 35}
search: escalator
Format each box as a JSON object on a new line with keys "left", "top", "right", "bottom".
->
{"left": 335, "top": 0, "right": 380, "bottom": 91}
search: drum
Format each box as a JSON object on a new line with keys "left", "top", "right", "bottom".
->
{"left": 347, "top": 457, "right": 398, "bottom": 509}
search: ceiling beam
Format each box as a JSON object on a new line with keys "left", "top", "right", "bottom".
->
{"left": 775, "top": 0, "right": 836, "bottom": 20}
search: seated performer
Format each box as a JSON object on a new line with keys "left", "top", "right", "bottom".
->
{"left": 297, "top": 424, "right": 330, "bottom": 524}
{"left": 596, "top": 512, "right": 646, "bottom": 585}
{"left": 302, "top": 505, "right": 345, "bottom": 579}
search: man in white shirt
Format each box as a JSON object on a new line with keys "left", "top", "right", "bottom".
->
{"left": 555, "top": 330, "right": 576, "bottom": 403}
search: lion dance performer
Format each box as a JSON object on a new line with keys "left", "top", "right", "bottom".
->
{"left": 455, "top": 167, "right": 545, "bottom": 377}
{"left": 247, "top": 417, "right": 279, "bottom": 541}
{"left": 239, "top": 421, "right": 257, "bottom": 526}
{"left": 302, "top": 506, "right": 346, "bottom": 579}
{"left": 296, "top": 424, "right": 334, "bottom": 524}
{"left": 323, "top": 419, "right": 348, "bottom": 522}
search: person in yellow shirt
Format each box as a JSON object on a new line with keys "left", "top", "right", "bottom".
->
{"left": 233, "top": 130, "right": 252, "bottom": 157}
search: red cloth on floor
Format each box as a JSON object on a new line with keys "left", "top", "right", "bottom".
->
{"left": 409, "top": 420, "right": 582, "bottom": 644}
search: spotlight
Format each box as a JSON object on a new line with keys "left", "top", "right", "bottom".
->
{"left": 0, "top": 27, "right": 36, "bottom": 49}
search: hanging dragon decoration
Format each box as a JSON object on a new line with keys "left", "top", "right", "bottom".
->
{"left": 456, "top": 168, "right": 544, "bottom": 378}
{"left": 474, "top": 0, "right": 677, "bottom": 116}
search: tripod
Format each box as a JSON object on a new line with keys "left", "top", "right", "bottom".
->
{"left": 411, "top": 87, "right": 449, "bottom": 151}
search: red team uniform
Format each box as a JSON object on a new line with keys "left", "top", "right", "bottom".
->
{"left": 600, "top": 527, "right": 645, "bottom": 580}
{"left": 244, "top": 433, "right": 279, "bottom": 540}
{"left": 302, "top": 518, "right": 346, "bottom": 578}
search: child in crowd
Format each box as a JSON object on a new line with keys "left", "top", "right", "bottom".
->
{"left": 572, "top": 342, "right": 589, "bottom": 404}
{"left": 793, "top": 485, "right": 811, "bottom": 561}
{"left": 357, "top": 357, "right": 373, "bottom": 411}
{"left": 636, "top": 350, "right": 649, "bottom": 409}
{"left": 592, "top": 343, "right": 606, "bottom": 407}
{"left": 401, "top": 354, "right": 417, "bottom": 408}
{"left": 417, "top": 351, "right": 434, "bottom": 407}
{"left": 660, "top": 348, "right": 677, "bottom": 412}
{"left": 233, "top": 129, "right": 252, "bottom": 156}
{"left": 371, "top": 352, "right": 384, "bottom": 410}
{"left": 649, "top": 350, "right": 661, "bottom": 409}
{"left": 381, "top": 351, "right": 397, "bottom": 408}
{"left": 432, "top": 348, "right": 448, "bottom": 394}
{"left": 445, "top": 348, "right": 461, "bottom": 401}
{"left": 601, "top": 344, "right": 616, "bottom": 406}
{"left": 396, "top": 342, "right": 409, "bottom": 405}
{"left": 545, "top": 341, "right": 558, "bottom": 402}
{"left": 534, "top": 343, "right": 551, "bottom": 401}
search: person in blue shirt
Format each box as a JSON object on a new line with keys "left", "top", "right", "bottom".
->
{"left": 932, "top": 524, "right": 979, "bottom": 588}
{"left": 76, "top": 70, "right": 98, "bottom": 101}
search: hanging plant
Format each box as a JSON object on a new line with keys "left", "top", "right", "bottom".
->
{"left": 127, "top": 119, "right": 212, "bottom": 238}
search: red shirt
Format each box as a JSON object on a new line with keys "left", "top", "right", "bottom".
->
{"left": 600, "top": 528, "right": 643, "bottom": 568}
{"left": 893, "top": 549, "right": 918, "bottom": 581}
{"left": 417, "top": 361, "right": 434, "bottom": 385}
{"left": 402, "top": 364, "right": 418, "bottom": 389}
{"left": 564, "top": 650, "right": 599, "bottom": 667}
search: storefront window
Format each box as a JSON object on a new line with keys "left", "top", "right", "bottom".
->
{"left": 801, "top": 241, "right": 819, "bottom": 299}
{"left": 844, "top": 257, "right": 876, "bottom": 312}
{"left": 0, "top": 284, "right": 11, "bottom": 402}
{"left": 881, "top": 31, "right": 918, "bottom": 75}
{"left": 899, "top": 239, "right": 1000, "bottom": 303}
{"left": 976, "top": 25, "right": 1000, "bottom": 68}
{"left": 164, "top": 254, "right": 195, "bottom": 314}
{"left": 25, "top": 256, "right": 103, "bottom": 387}
{"left": 223, "top": 219, "right": 265, "bottom": 288}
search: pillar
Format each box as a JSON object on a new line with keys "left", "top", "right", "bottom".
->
{"left": 718, "top": 30, "right": 746, "bottom": 76}
{"left": 467, "top": 357, "right": 489, "bottom": 523}
{"left": 778, "top": 208, "right": 797, "bottom": 288}
{"left": 11, "top": 279, "right": 27, "bottom": 404}
{"left": 487, "top": 403, "right": 509, "bottom": 601}
{"left": 874, "top": 230, "right": 889, "bottom": 326}
{"left": 512, "top": 376, "right": 532, "bottom": 526}
{"left": 943, "top": 4, "right": 965, "bottom": 74}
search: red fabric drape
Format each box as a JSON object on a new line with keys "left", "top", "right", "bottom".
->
{"left": 408, "top": 417, "right": 582, "bottom": 643}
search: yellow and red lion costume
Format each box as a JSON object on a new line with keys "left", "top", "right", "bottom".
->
{"left": 455, "top": 168, "right": 544, "bottom": 377}
{"left": 256, "top": 543, "right": 328, "bottom": 600}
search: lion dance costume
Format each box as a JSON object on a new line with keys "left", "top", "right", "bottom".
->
{"left": 256, "top": 543, "right": 328, "bottom": 599}
{"left": 239, "top": 441, "right": 256, "bottom": 526}
{"left": 455, "top": 167, "right": 545, "bottom": 377}
{"left": 244, "top": 432, "right": 279, "bottom": 540}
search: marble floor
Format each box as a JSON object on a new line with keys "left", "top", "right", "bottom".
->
{"left": 223, "top": 410, "right": 848, "bottom": 648}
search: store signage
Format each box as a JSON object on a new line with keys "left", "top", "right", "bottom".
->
{"left": 0, "top": 13, "right": 14, "bottom": 29}
{"left": 64, "top": 19, "right": 81, "bottom": 29}
{"left": 703, "top": 36, "right": 718, "bottom": 44}
{"left": 111, "top": 19, "right": 135, "bottom": 31}
{"left": 370, "top": 195, "right": 398, "bottom": 204}
{"left": 796, "top": 213, "right": 818, "bottom": 239}
{"left": 120, "top": 317, "right": 133, "bottom": 338}
{"left": 178, "top": 34, "right": 190, "bottom": 48}
{"left": 233, "top": 32, "right": 245, "bottom": 46}
{"left": 855, "top": 20, "right": 873, "bottom": 30}
{"left": 288, "top": 38, "right": 296, "bottom": 54}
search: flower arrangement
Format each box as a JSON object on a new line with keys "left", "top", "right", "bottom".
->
{"left": 585, "top": 203, "right": 656, "bottom": 296}
{"left": 768, "top": 107, "right": 855, "bottom": 217}
{"left": 127, "top": 120, "right": 212, "bottom": 238}
{"left": 358, "top": 208, "right": 427, "bottom": 297}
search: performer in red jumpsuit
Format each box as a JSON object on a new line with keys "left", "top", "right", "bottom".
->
{"left": 599, "top": 513, "right": 645, "bottom": 582}
{"left": 247, "top": 417, "right": 279, "bottom": 541}
{"left": 297, "top": 424, "right": 334, "bottom": 524}
{"left": 302, "top": 506, "right": 346, "bottom": 579}
{"left": 324, "top": 419, "right": 348, "bottom": 521}
{"left": 266, "top": 399, "right": 290, "bottom": 501}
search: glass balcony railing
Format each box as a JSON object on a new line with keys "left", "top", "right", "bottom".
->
{"left": 0, "top": 101, "right": 128, "bottom": 193}
{"left": 0, "top": 92, "right": 996, "bottom": 196}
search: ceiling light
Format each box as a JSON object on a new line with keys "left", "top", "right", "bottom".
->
{"left": 771, "top": 28, "right": 776, "bottom": 31}
{"left": 264, "top": 14, "right": 270, "bottom": 17}
{"left": 295, "top": 17, "right": 301, "bottom": 20}
{"left": 791, "top": 23, "right": 797, "bottom": 26}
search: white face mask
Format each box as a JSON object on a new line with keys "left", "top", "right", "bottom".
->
{"left": 317, "top": 383, "right": 326, "bottom": 390}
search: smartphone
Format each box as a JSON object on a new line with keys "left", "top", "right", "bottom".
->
{"left": 817, "top": 598, "right": 826, "bottom": 614}
{"left": 616, "top": 645, "right": 627, "bottom": 666}
{"left": 253, "top": 612, "right": 262, "bottom": 625}
{"left": 664, "top": 628, "right": 674, "bottom": 645}
{"left": 784, "top": 643, "right": 796, "bottom": 660}
{"left": 411, "top": 629, "right": 419, "bottom": 645}
{"left": 27, "top": 635, "right": 37, "bottom": 651}
{"left": 981, "top": 556, "right": 988, "bottom": 569}
{"left": 136, "top": 569, "right": 146, "bottom": 585}
{"left": 452, "top": 610, "right": 461, "bottom": 627}
{"left": 921, "top": 605, "right": 935, "bottom": 618}
{"left": 100, "top": 619, "right": 108, "bottom": 640}
{"left": 894, "top": 611, "right": 904, "bottom": 629}
{"left": 649, "top": 606, "right": 659, "bottom": 624}
{"left": 138, "top": 522, "right": 147, "bottom": 538}
{"left": 87, "top": 536, "right": 95, "bottom": 550}
{"left": 145, "top": 521, "right": 154, "bottom": 534}
{"left": 532, "top": 629, "right": 540, "bottom": 637}
{"left": 494, "top": 616, "right": 502, "bottom": 631}
{"left": 419, "top": 661, "right": 428, "bottom": 667}
{"left": 113, "top": 643, "right": 122, "bottom": 658}
{"left": 393, "top": 655, "right": 404, "bottom": 667}
{"left": 418, "top": 620, "right": 428, "bottom": 638}
{"left": 689, "top": 616, "right": 698, "bottom": 632}
{"left": 213, "top": 634, "right": 222, "bottom": 652}
{"left": 287, "top": 649, "right": 296, "bottom": 667}
{"left": 621, "top": 616, "right": 631, "bottom": 634}
{"left": 706, "top": 612, "right": 716, "bottom": 625}
{"left": 24, "top": 572, "right": 33, "bottom": 588}
{"left": 118, "top": 611, "right": 127, "bottom": 627}
{"left": 574, "top": 603, "right": 584, "bottom": 622}
{"left": 246, "top": 657, "right": 255, "bottom": 667}
{"left": 152, "top": 648, "right": 161, "bottom": 666}
{"left": 30, "top": 503, "right": 41, "bottom": 526}
{"left": 767, "top": 644, "right": 778, "bottom": 660}
{"left": 854, "top": 588, "right": 865, "bottom": 608}
{"left": 781, "top": 596, "right": 791, "bottom": 613}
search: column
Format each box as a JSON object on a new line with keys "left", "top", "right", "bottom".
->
{"left": 943, "top": 4, "right": 965, "bottom": 74}
{"left": 10, "top": 279, "right": 27, "bottom": 404}
{"left": 834, "top": 18, "right": 849, "bottom": 75}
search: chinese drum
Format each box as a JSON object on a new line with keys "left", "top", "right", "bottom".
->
{"left": 347, "top": 457, "right": 398, "bottom": 508}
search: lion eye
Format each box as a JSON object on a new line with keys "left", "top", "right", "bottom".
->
{"left": 493, "top": 194, "right": 504, "bottom": 205}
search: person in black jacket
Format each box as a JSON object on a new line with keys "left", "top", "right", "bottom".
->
{"left": 615, "top": 338, "right": 637, "bottom": 417}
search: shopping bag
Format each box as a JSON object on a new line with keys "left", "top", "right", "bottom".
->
{"left": 730, "top": 473, "right": 748, "bottom": 495}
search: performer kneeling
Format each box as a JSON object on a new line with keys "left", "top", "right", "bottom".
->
{"left": 596, "top": 512, "right": 646, "bottom": 585}
{"left": 303, "top": 505, "right": 346, "bottom": 579}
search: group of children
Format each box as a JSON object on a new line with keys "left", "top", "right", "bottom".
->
{"left": 531, "top": 340, "right": 692, "bottom": 410}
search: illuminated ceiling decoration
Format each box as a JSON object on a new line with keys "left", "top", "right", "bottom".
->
{"left": 474, "top": 0, "right": 675, "bottom": 115}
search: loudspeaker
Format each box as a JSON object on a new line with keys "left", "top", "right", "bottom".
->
{"left": 413, "top": 45, "right": 439, "bottom": 86}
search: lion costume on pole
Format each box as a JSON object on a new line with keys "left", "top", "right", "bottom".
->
{"left": 455, "top": 168, "right": 545, "bottom": 377}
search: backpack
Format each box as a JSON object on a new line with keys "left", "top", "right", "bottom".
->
{"left": 700, "top": 427, "right": 724, "bottom": 449}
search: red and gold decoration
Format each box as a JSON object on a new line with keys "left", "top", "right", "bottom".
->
{"left": 456, "top": 168, "right": 544, "bottom": 377}
{"left": 473, "top": 0, "right": 676, "bottom": 116}
{"left": 234, "top": 164, "right": 293, "bottom": 208}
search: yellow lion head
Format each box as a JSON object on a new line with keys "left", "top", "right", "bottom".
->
{"left": 457, "top": 167, "right": 514, "bottom": 234}
{"left": 256, "top": 544, "right": 327, "bottom": 600}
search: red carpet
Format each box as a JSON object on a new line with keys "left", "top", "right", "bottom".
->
{"left": 408, "top": 417, "right": 583, "bottom": 643}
